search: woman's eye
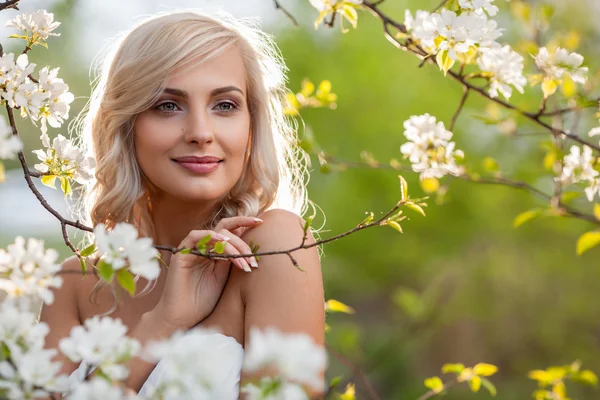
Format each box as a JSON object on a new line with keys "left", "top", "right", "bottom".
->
{"left": 215, "top": 101, "right": 238, "bottom": 113}
{"left": 155, "top": 101, "right": 180, "bottom": 114}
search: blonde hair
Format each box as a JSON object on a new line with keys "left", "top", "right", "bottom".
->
{"left": 72, "top": 9, "right": 310, "bottom": 245}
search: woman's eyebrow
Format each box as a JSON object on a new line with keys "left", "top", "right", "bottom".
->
{"left": 162, "top": 86, "right": 245, "bottom": 98}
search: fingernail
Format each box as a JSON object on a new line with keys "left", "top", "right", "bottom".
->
{"left": 242, "top": 261, "right": 252, "bottom": 272}
{"left": 249, "top": 257, "right": 258, "bottom": 268}
{"left": 215, "top": 234, "right": 230, "bottom": 241}
{"left": 252, "top": 217, "right": 263, "bottom": 223}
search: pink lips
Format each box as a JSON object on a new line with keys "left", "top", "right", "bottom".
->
{"left": 172, "top": 155, "right": 222, "bottom": 174}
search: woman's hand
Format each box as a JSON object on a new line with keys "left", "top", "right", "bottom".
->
{"left": 149, "top": 216, "right": 262, "bottom": 331}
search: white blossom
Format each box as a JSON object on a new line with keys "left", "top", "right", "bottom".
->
{"left": 59, "top": 316, "right": 140, "bottom": 381}
{"left": 0, "top": 53, "right": 36, "bottom": 109}
{"left": 93, "top": 222, "right": 160, "bottom": 281}
{"left": 0, "top": 236, "right": 63, "bottom": 305}
{"left": 533, "top": 47, "right": 588, "bottom": 84}
{"left": 68, "top": 377, "right": 136, "bottom": 400}
{"left": 308, "top": 0, "right": 362, "bottom": 12}
{"left": 0, "top": 115, "right": 21, "bottom": 159}
{"left": 477, "top": 45, "right": 526, "bottom": 99}
{"left": 142, "top": 328, "right": 242, "bottom": 399}
{"left": 243, "top": 327, "right": 327, "bottom": 393}
{"left": 406, "top": 8, "right": 503, "bottom": 60}
{"left": 241, "top": 378, "right": 308, "bottom": 400}
{"left": 32, "top": 133, "right": 95, "bottom": 184}
{"left": 0, "top": 301, "right": 69, "bottom": 398}
{"left": 557, "top": 145, "right": 600, "bottom": 202}
{"left": 459, "top": 0, "right": 499, "bottom": 16}
{"left": 6, "top": 9, "right": 61, "bottom": 42}
{"left": 400, "top": 114, "right": 465, "bottom": 180}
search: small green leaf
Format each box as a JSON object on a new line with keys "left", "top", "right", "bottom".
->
{"left": 424, "top": 376, "right": 444, "bottom": 393}
{"left": 480, "top": 377, "right": 497, "bottom": 396}
{"left": 329, "top": 376, "right": 343, "bottom": 390}
{"left": 325, "top": 299, "right": 355, "bottom": 314}
{"left": 116, "top": 269, "right": 136, "bottom": 296}
{"left": 406, "top": 202, "right": 426, "bottom": 217}
{"left": 60, "top": 177, "right": 72, "bottom": 196}
{"left": 469, "top": 375, "right": 482, "bottom": 392}
{"left": 594, "top": 204, "right": 600, "bottom": 221}
{"left": 360, "top": 212, "right": 374, "bottom": 226}
{"left": 398, "top": 175, "right": 408, "bottom": 200}
{"left": 574, "top": 370, "right": 598, "bottom": 387}
{"left": 214, "top": 241, "right": 226, "bottom": 254}
{"left": 561, "top": 191, "right": 582, "bottom": 204}
{"left": 80, "top": 244, "right": 96, "bottom": 257}
{"left": 79, "top": 257, "right": 87, "bottom": 278}
{"left": 386, "top": 220, "right": 403, "bottom": 233}
{"left": 197, "top": 234, "right": 212, "bottom": 247}
{"left": 474, "top": 363, "right": 498, "bottom": 377}
{"left": 482, "top": 157, "right": 499, "bottom": 173}
{"left": 576, "top": 231, "right": 600, "bottom": 255}
{"left": 303, "top": 215, "right": 314, "bottom": 232}
{"left": 513, "top": 209, "right": 542, "bottom": 228}
{"left": 97, "top": 259, "right": 114, "bottom": 282}
{"left": 436, "top": 49, "right": 455, "bottom": 76}
{"left": 442, "top": 363, "right": 465, "bottom": 374}
{"left": 180, "top": 248, "right": 192, "bottom": 255}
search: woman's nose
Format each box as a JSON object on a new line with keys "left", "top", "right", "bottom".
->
{"left": 183, "top": 108, "right": 215, "bottom": 144}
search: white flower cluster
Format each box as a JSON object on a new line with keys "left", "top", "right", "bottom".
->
{"left": 142, "top": 328, "right": 242, "bottom": 399}
{"left": 94, "top": 223, "right": 160, "bottom": 281}
{"left": 0, "top": 301, "right": 69, "bottom": 399}
{"left": 33, "top": 133, "right": 95, "bottom": 184}
{"left": 477, "top": 45, "right": 527, "bottom": 99}
{"left": 2, "top": 11, "right": 73, "bottom": 134}
{"left": 404, "top": 1, "right": 528, "bottom": 100}
{"left": 533, "top": 47, "right": 588, "bottom": 84}
{"left": 68, "top": 377, "right": 137, "bottom": 400}
{"left": 0, "top": 236, "right": 63, "bottom": 307}
{"left": 241, "top": 327, "right": 327, "bottom": 398}
{"left": 6, "top": 9, "right": 61, "bottom": 42}
{"left": 0, "top": 115, "right": 21, "bottom": 160}
{"left": 458, "top": 0, "right": 499, "bottom": 16}
{"left": 557, "top": 145, "right": 600, "bottom": 202}
{"left": 400, "top": 114, "right": 465, "bottom": 180}
{"left": 59, "top": 316, "right": 141, "bottom": 382}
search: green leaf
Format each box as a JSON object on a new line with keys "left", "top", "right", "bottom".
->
{"left": 513, "top": 209, "right": 542, "bottom": 228}
{"left": 80, "top": 244, "right": 96, "bottom": 257}
{"left": 79, "top": 257, "right": 87, "bottom": 278}
{"left": 482, "top": 157, "right": 499, "bottom": 173}
{"left": 97, "top": 259, "right": 114, "bottom": 282}
{"left": 360, "top": 211, "right": 374, "bottom": 226}
{"left": 180, "top": 248, "right": 192, "bottom": 255}
{"left": 303, "top": 215, "right": 314, "bottom": 232}
{"left": 406, "top": 202, "right": 426, "bottom": 217}
{"left": 561, "top": 191, "right": 582, "bottom": 204}
{"left": 116, "top": 269, "right": 136, "bottom": 296}
{"left": 480, "top": 377, "right": 497, "bottom": 396}
{"left": 325, "top": 299, "right": 355, "bottom": 314}
{"left": 214, "top": 241, "right": 225, "bottom": 254}
{"left": 474, "top": 363, "right": 498, "bottom": 376}
{"left": 594, "top": 204, "right": 600, "bottom": 221}
{"left": 469, "top": 375, "right": 482, "bottom": 392}
{"left": 8, "top": 34, "right": 28, "bottom": 40}
{"left": 574, "top": 370, "right": 598, "bottom": 387}
{"left": 576, "top": 231, "right": 600, "bottom": 255}
{"left": 329, "top": 376, "right": 343, "bottom": 391}
{"left": 442, "top": 363, "right": 465, "bottom": 374}
{"left": 386, "top": 220, "right": 403, "bottom": 233}
{"left": 398, "top": 175, "right": 408, "bottom": 200}
{"left": 424, "top": 376, "right": 444, "bottom": 393}
{"left": 196, "top": 234, "right": 212, "bottom": 248}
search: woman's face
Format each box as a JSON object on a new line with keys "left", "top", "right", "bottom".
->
{"left": 134, "top": 46, "right": 251, "bottom": 203}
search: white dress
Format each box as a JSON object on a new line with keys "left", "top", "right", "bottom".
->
{"left": 65, "top": 332, "right": 245, "bottom": 399}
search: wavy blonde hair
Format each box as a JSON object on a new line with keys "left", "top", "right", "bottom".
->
{"left": 72, "top": 9, "right": 311, "bottom": 245}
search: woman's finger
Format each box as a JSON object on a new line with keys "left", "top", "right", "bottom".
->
{"left": 219, "top": 240, "right": 252, "bottom": 272}
{"left": 219, "top": 228, "right": 258, "bottom": 268}
{"left": 215, "top": 216, "right": 263, "bottom": 234}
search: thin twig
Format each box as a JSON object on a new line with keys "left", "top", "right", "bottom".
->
{"left": 272, "top": 0, "right": 299, "bottom": 26}
{"left": 0, "top": 0, "right": 20, "bottom": 11}
{"left": 417, "top": 379, "right": 458, "bottom": 400}
{"left": 324, "top": 343, "right": 381, "bottom": 400}
{"left": 432, "top": 0, "right": 450, "bottom": 12}
{"left": 450, "top": 87, "right": 469, "bottom": 131}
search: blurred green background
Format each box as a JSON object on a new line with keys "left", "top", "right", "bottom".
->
{"left": 2, "top": 0, "right": 600, "bottom": 398}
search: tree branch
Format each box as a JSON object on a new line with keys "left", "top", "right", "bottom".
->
{"left": 0, "top": 0, "right": 20, "bottom": 11}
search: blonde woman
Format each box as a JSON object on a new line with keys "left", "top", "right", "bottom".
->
{"left": 39, "top": 9, "right": 325, "bottom": 398}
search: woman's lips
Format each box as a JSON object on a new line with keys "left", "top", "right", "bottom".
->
{"left": 173, "top": 160, "right": 221, "bottom": 174}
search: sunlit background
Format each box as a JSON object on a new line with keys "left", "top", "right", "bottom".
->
{"left": 2, "top": 0, "right": 600, "bottom": 398}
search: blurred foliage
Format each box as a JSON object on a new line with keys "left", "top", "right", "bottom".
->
{"left": 3, "top": 0, "right": 600, "bottom": 399}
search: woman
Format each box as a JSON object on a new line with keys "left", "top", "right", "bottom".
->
{"left": 39, "top": 9, "right": 325, "bottom": 398}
